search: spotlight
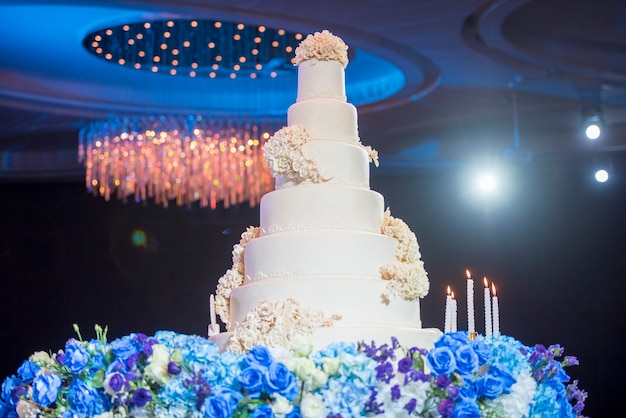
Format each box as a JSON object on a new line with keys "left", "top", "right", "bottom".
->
{"left": 582, "top": 106, "right": 604, "bottom": 140}
{"left": 594, "top": 169, "right": 609, "bottom": 183}
{"left": 478, "top": 174, "right": 497, "bottom": 193}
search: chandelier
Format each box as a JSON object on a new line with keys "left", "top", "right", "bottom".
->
{"left": 79, "top": 116, "right": 279, "bottom": 208}
{"left": 79, "top": 20, "right": 303, "bottom": 208}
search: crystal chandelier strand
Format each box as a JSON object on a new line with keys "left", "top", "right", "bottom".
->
{"left": 79, "top": 116, "right": 277, "bottom": 208}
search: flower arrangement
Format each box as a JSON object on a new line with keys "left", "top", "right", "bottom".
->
{"left": 1, "top": 326, "right": 586, "bottom": 418}
{"left": 294, "top": 30, "right": 349, "bottom": 68}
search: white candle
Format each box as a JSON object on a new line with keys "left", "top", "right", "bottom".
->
{"left": 208, "top": 294, "right": 220, "bottom": 336}
{"left": 492, "top": 283, "right": 500, "bottom": 337}
{"left": 483, "top": 277, "right": 492, "bottom": 338}
{"left": 466, "top": 269, "right": 475, "bottom": 333}
{"left": 445, "top": 286, "right": 452, "bottom": 333}
{"left": 451, "top": 291, "right": 458, "bottom": 332}
{"left": 210, "top": 294, "right": 216, "bottom": 326}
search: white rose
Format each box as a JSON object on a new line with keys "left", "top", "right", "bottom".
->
{"left": 292, "top": 335, "right": 314, "bottom": 357}
{"left": 299, "top": 394, "right": 327, "bottom": 418}
{"left": 293, "top": 358, "right": 316, "bottom": 381}
{"left": 322, "top": 357, "right": 340, "bottom": 376}
{"left": 310, "top": 368, "right": 328, "bottom": 389}
{"left": 271, "top": 393, "right": 294, "bottom": 416}
{"left": 145, "top": 344, "right": 170, "bottom": 385}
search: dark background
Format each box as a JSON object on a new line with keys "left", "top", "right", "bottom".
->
{"left": 2, "top": 156, "right": 625, "bottom": 416}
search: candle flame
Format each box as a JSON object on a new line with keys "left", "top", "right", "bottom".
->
{"left": 491, "top": 282, "right": 497, "bottom": 296}
{"left": 451, "top": 291, "right": 455, "bottom": 299}
{"left": 466, "top": 269, "right": 472, "bottom": 279}
{"left": 483, "top": 276, "right": 489, "bottom": 288}
{"left": 447, "top": 285, "right": 451, "bottom": 295}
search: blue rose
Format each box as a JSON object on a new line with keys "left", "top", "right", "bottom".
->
{"left": 251, "top": 404, "right": 274, "bottom": 417}
{"left": 452, "top": 397, "right": 481, "bottom": 418}
{"left": 203, "top": 388, "right": 242, "bottom": 418}
{"left": 1, "top": 376, "right": 25, "bottom": 407}
{"left": 110, "top": 335, "right": 140, "bottom": 361}
{"left": 476, "top": 366, "right": 516, "bottom": 399}
{"left": 17, "top": 361, "right": 40, "bottom": 383}
{"left": 32, "top": 373, "right": 62, "bottom": 407}
{"left": 267, "top": 362, "right": 298, "bottom": 401}
{"left": 426, "top": 346, "right": 456, "bottom": 376}
{"left": 245, "top": 346, "right": 274, "bottom": 369}
{"left": 67, "top": 379, "right": 108, "bottom": 415}
{"left": 286, "top": 406, "right": 302, "bottom": 418}
{"left": 238, "top": 366, "right": 265, "bottom": 397}
{"left": 455, "top": 344, "right": 479, "bottom": 376}
{"left": 63, "top": 340, "right": 90, "bottom": 375}
{"left": 471, "top": 340, "right": 491, "bottom": 366}
{"left": 434, "top": 331, "right": 468, "bottom": 351}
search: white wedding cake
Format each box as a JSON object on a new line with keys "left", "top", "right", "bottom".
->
{"left": 210, "top": 30, "right": 441, "bottom": 353}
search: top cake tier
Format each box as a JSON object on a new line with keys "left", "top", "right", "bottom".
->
{"left": 293, "top": 30, "right": 349, "bottom": 103}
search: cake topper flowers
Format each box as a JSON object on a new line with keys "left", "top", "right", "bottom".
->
{"left": 294, "top": 29, "right": 349, "bottom": 68}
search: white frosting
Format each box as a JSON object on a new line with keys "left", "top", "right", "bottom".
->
{"left": 259, "top": 185, "right": 384, "bottom": 235}
{"left": 296, "top": 60, "right": 346, "bottom": 102}
{"left": 288, "top": 99, "right": 358, "bottom": 142}
{"left": 230, "top": 277, "right": 421, "bottom": 327}
{"left": 275, "top": 141, "right": 369, "bottom": 189}
{"left": 244, "top": 231, "right": 397, "bottom": 282}
{"left": 210, "top": 30, "right": 440, "bottom": 352}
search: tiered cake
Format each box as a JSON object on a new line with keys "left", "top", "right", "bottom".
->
{"left": 211, "top": 30, "right": 441, "bottom": 353}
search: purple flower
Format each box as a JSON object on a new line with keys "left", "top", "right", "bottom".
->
{"left": 167, "top": 361, "right": 181, "bottom": 375}
{"left": 238, "top": 367, "right": 265, "bottom": 397}
{"left": 267, "top": 362, "right": 298, "bottom": 401}
{"left": 62, "top": 340, "right": 90, "bottom": 375}
{"left": 131, "top": 387, "right": 152, "bottom": 408}
{"left": 436, "top": 374, "right": 452, "bottom": 388}
{"left": 426, "top": 346, "right": 456, "bottom": 376}
{"left": 438, "top": 398, "right": 455, "bottom": 417}
{"left": 17, "top": 361, "right": 40, "bottom": 383}
{"left": 397, "top": 357, "right": 413, "bottom": 374}
{"left": 105, "top": 372, "right": 126, "bottom": 393}
{"left": 390, "top": 384, "right": 401, "bottom": 401}
{"left": 32, "top": 373, "right": 62, "bottom": 407}
{"left": 375, "top": 361, "right": 394, "bottom": 383}
{"left": 404, "top": 398, "right": 417, "bottom": 414}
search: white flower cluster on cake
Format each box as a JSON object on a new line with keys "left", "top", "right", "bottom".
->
{"left": 380, "top": 209, "right": 430, "bottom": 301}
{"left": 215, "top": 226, "right": 259, "bottom": 329}
{"left": 293, "top": 30, "right": 349, "bottom": 68}
{"left": 227, "top": 299, "right": 341, "bottom": 354}
{"left": 263, "top": 126, "right": 325, "bottom": 185}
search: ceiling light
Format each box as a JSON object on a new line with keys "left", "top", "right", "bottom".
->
{"left": 582, "top": 106, "right": 604, "bottom": 141}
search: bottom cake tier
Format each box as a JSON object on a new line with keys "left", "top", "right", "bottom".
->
{"left": 209, "top": 325, "right": 442, "bottom": 352}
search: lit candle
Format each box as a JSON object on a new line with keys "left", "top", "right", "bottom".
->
{"left": 466, "top": 269, "right": 475, "bottom": 334}
{"left": 208, "top": 294, "right": 220, "bottom": 336}
{"left": 483, "top": 277, "right": 492, "bottom": 338}
{"left": 451, "top": 291, "right": 458, "bottom": 332}
{"left": 492, "top": 283, "right": 500, "bottom": 337}
{"left": 445, "top": 286, "right": 452, "bottom": 333}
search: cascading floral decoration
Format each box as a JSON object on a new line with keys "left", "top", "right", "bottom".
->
{"left": 0, "top": 326, "right": 586, "bottom": 418}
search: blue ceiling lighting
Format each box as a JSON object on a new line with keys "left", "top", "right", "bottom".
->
{"left": 0, "top": 4, "right": 412, "bottom": 118}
